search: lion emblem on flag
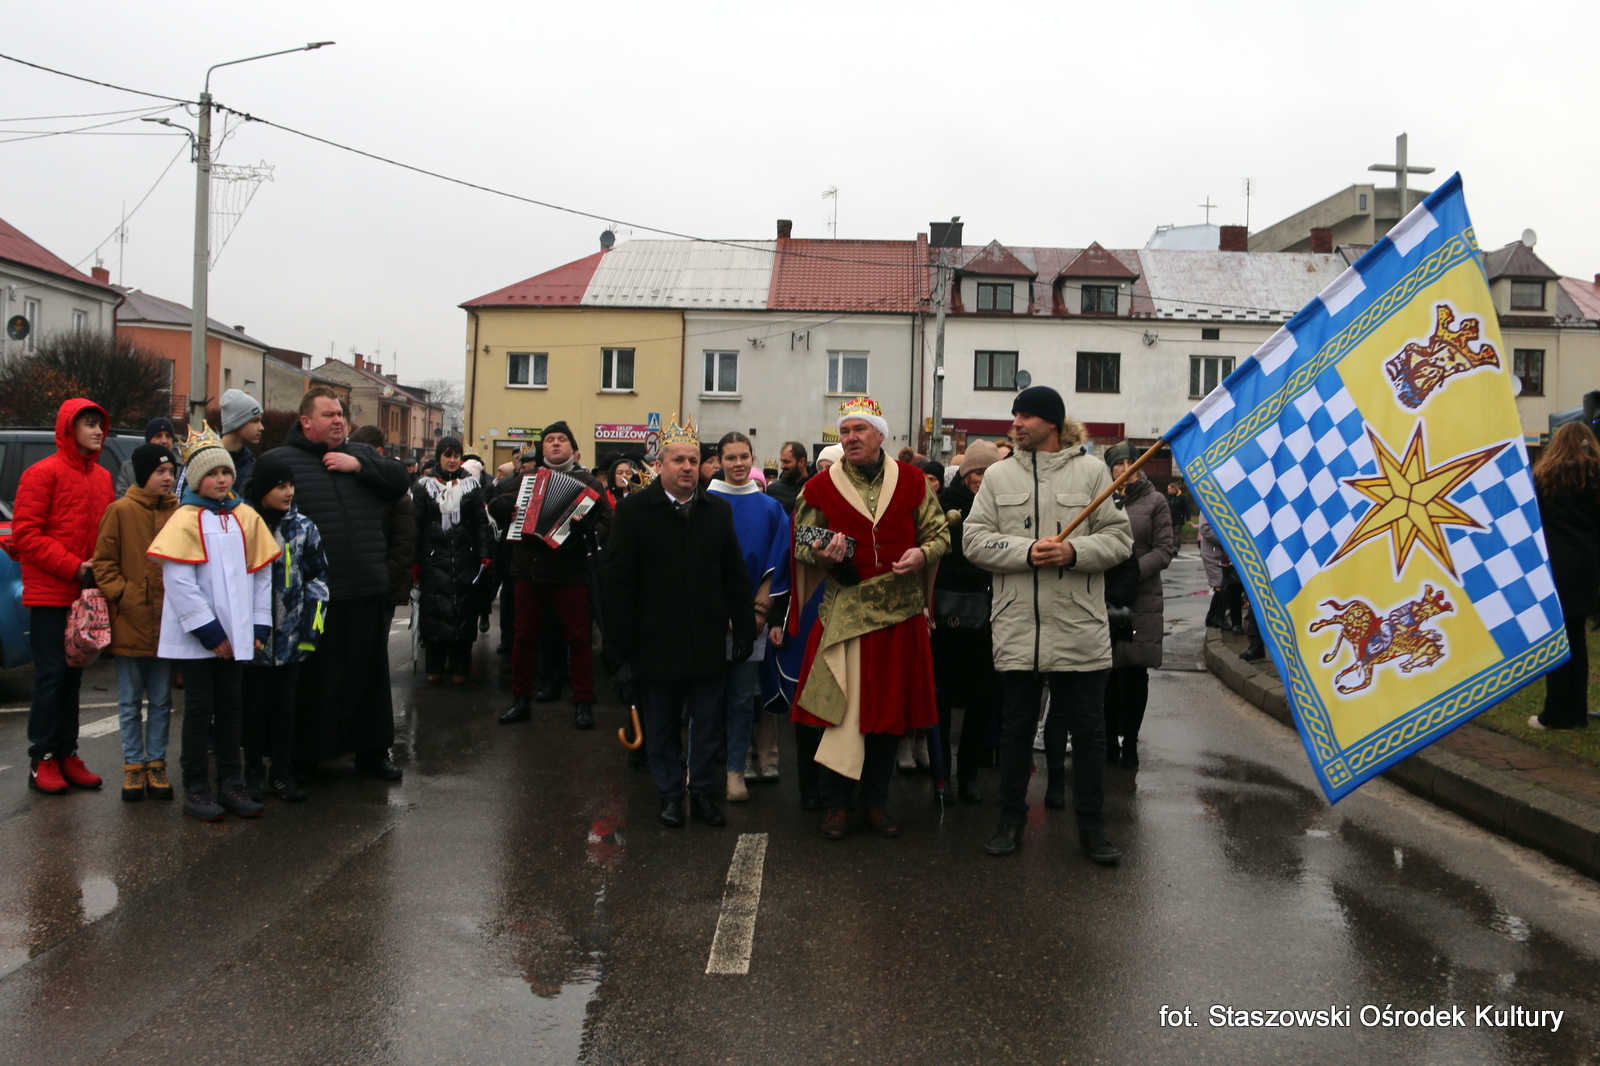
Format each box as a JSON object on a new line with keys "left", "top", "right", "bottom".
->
{"left": 1384, "top": 302, "right": 1500, "bottom": 409}
{"left": 1308, "top": 585, "right": 1453, "bottom": 694}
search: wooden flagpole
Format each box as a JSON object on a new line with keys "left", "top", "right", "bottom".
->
{"left": 1049, "top": 438, "right": 1169, "bottom": 544}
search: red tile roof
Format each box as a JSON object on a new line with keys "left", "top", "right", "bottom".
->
{"left": 461, "top": 250, "right": 605, "bottom": 308}
{"left": 1058, "top": 242, "right": 1140, "bottom": 280}
{"left": 0, "top": 216, "right": 116, "bottom": 292}
{"left": 960, "top": 240, "right": 1035, "bottom": 277}
{"left": 768, "top": 237, "right": 929, "bottom": 313}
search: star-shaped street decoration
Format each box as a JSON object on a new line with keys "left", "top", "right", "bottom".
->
{"left": 1328, "top": 423, "right": 1508, "bottom": 579}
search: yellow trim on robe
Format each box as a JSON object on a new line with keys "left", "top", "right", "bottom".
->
{"left": 146, "top": 504, "right": 281, "bottom": 574}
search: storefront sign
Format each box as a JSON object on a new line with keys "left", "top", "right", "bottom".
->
{"left": 595, "top": 423, "right": 649, "bottom": 442}
{"left": 506, "top": 426, "right": 542, "bottom": 439}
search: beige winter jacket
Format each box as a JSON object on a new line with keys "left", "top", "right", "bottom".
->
{"left": 963, "top": 422, "right": 1133, "bottom": 673}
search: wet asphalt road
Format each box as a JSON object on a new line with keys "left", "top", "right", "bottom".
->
{"left": 1, "top": 556, "right": 1599, "bottom": 1065}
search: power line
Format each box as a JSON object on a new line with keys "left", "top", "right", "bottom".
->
{"left": 0, "top": 51, "right": 1316, "bottom": 319}
{"left": 0, "top": 51, "right": 190, "bottom": 103}
{"left": 0, "top": 104, "right": 174, "bottom": 122}
{"left": 0, "top": 105, "right": 180, "bottom": 145}
{"left": 70, "top": 138, "right": 191, "bottom": 269}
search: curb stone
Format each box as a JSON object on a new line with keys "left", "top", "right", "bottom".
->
{"left": 1204, "top": 630, "right": 1600, "bottom": 880}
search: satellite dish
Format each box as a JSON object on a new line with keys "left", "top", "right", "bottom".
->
{"left": 1521, "top": 228, "right": 1537, "bottom": 248}
{"left": 1511, "top": 375, "right": 1523, "bottom": 397}
{"left": 1015, "top": 369, "right": 1033, "bottom": 389}
{"left": 600, "top": 229, "right": 616, "bottom": 250}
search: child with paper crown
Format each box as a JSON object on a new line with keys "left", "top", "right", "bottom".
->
{"left": 146, "top": 424, "right": 280, "bottom": 822}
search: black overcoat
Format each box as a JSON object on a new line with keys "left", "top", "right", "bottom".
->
{"left": 1536, "top": 479, "right": 1600, "bottom": 619}
{"left": 602, "top": 480, "right": 756, "bottom": 682}
{"left": 261, "top": 423, "right": 410, "bottom": 601}
{"left": 414, "top": 467, "right": 495, "bottom": 645}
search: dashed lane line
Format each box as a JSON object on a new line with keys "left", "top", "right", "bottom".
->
{"left": 705, "top": 832, "right": 768, "bottom": 976}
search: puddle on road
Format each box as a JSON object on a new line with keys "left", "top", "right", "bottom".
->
{"left": 1193, "top": 751, "right": 1600, "bottom": 1054}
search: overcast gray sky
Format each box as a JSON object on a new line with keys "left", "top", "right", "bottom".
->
{"left": 4, "top": 0, "right": 1596, "bottom": 385}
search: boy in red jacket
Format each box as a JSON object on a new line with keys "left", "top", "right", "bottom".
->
{"left": 9, "top": 398, "right": 115, "bottom": 794}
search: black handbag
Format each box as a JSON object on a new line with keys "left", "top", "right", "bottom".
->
{"left": 935, "top": 589, "right": 991, "bottom": 632}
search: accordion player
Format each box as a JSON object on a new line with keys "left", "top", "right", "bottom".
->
{"left": 507, "top": 468, "right": 602, "bottom": 550}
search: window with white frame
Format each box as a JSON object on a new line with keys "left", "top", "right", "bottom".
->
{"left": 23, "top": 298, "right": 40, "bottom": 352}
{"left": 704, "top": 350, "right": 739, "bottom": 394}
{"left": 507, "top": 351, "right": 548, "bottom": 387}
{"left": 601, "top": 347, "right": 635, "bottom": 391}
{"left": 827, "top": 350, "right": 869, "bottom": 394}
{"left": 72, "top": 308, "right": 88, "bottom": 332}
{"left": 1190, "top": 355, "right": 1235, "bottom": 398}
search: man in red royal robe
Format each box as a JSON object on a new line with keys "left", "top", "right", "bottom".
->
{"left": 790, "top": 397, "right": 949, "bottom": 840}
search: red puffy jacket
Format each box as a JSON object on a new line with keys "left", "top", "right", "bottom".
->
{"left": 10, "top": 398, "right": 114, "bottom": 607}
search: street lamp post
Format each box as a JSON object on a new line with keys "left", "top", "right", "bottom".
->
{"left": 186, "top": 42, "right": 333, "bottom": 429}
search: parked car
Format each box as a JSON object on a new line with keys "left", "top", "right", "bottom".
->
{"left": 0, "top": 428, "right": 142, "bottom": 669}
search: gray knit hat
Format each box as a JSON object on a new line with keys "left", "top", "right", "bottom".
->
{"left": 219, "top": 389, "right": 263, "bottom": 435}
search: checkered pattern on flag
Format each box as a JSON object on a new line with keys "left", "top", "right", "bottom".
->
{"left": 1167, "top": 174, "right": 1569, "bottom": 802}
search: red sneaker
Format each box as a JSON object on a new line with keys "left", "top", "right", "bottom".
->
{"left": 58, "top": 754, "right": 103, "bottom": 789}
{"left": 29, "top": 758, "right": 69, "bottom": 795}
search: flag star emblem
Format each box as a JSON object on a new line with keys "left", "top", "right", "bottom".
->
{"left": 1328, "top": 423, "right": 1507, "bottom": 579}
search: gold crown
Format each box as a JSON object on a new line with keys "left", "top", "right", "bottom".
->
{"left": 838, "top": 396, "right": 883, "bottom": 421}
{"left": 661, "top": 413, "right": 698, "bottom": 448}
{"left": 180, "top": 421, "right": 225, "bottom": 465}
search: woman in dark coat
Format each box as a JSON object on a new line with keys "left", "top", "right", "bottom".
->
{"left": 1103, "top": 442, "right": 1174, "bottom": 768}
{"left": 413, "top": 437, "right": 494, "bottom": 684}
{"left": 932, "top": 441, "right": 1005, "bottom": 803}
{"left": 1530, "top": 421, "right": 1600, "bottom": 730}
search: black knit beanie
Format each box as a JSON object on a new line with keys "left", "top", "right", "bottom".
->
{"left": 244, "top": 453, "right": 295, "bottom": 505}
{"left": 131, "top": 443, "right": 178, "bottom": 490}
{"left": 1012, "top": 385, "right": 1066, "bottom": 430}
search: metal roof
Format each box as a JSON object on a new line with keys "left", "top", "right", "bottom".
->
{"left": 115, "top": 287, "right": 270, "bottom": 348}
{"left": 583, "top": 240, "right": 774, "bottom": 309}
{"left": 960, "top": 240, "right": 1036, "bottom": 277}
{"left": 1558, "top": 277, "right": 1600, "bottom": 323}
{"left": 1145, "top": 223, "right": 1220, "bottom": 251}
{"left": 1484, "top": 240, "right": 1560, "bottom": 281}
{"left": 461, "top": 251, "right": 604, "bottom": 308}
{"left": 1136, "top": 250, "right": 1348, "bottom": 322}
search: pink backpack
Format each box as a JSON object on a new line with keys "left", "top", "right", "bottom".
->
{"left": 64, "top": 589, "right": 111, "bottom": 668}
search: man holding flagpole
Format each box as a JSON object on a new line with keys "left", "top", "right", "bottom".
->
{"left": 964, "top": 386, "right": 1132, "bottom": 864}
{"left": 790, "top": 397, "right": 949, "bottom": 840}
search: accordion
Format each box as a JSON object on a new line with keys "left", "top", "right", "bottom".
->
{"left": 507, "top": 468, "right": 601, "bottom": 549}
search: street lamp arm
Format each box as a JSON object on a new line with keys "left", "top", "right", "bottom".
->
{"left": 204, "top": 42, "right": 335, "bottom": 94}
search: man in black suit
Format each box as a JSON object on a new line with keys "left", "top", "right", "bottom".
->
{"left": 603, "top": 422, "right": 756, "bottom": 828}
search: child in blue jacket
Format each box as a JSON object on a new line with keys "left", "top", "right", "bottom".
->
{"left": 240, "top": 456, "right": 329, "bottom": 802}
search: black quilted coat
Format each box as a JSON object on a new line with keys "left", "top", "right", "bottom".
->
{"left": 413, "top": 467, "right": 495, "bottom": 645}
{"left": 260, "top": 423, "right": 410, "bottom": 601}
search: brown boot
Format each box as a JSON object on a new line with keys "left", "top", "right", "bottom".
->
{"left": 726, "top": 771, "right": 749, "bottom": 802}
{"left": 121, "top": 763, "right": 147, "bottom": 802}
{"left": 144, "top": 759, "right": 174, "bottom": 800}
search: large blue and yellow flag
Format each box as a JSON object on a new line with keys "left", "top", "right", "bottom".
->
{"left": 1168, "top": 175, "right": 1569, "bottom": 802}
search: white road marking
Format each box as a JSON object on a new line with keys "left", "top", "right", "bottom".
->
{"left": 79, "top": 715, "right": 120, "bottom": 739}
{"left": 705, "top": 832, "right": 768, "bottom": 976}
{"left": 0, "top": 701, "right": 119, "bottom": 715}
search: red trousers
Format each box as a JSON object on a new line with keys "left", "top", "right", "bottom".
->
{"left": 512, "top": 579, "right": 595, "bottom": 701}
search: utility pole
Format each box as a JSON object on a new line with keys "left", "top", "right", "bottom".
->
{"left": 187, "top": 90, "right": 212, "bottom": 429}
{"left": 185, "top": 42, "right": 334, "bottom": 429}
{"left": 928, "top": 217, "right": 961, "bottom": 458}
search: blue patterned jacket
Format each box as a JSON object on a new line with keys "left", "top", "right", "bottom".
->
{"left": 253, "top": 505, "right": 330, "bottom": 666}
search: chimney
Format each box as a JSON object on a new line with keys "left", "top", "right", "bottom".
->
{"left": 354, "top": 353, "right": 364, "bottom": 370}
{"left": 777, "top": 219, "right": 793, "bottom": 240}
{"left": 91, "top": 265, "right": 110, "bottom": 284}
{"left": 1219, "top": 225, "right": 1248, "bottom": 252}
{"left": 1309, "top": 228, "right": 1333, "bottom": 254}
{"left": 233, "top": 325, "right": 247, "bottom": 333}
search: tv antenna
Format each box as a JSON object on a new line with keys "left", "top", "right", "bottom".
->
{"left": 822, "top": 186, "right": 838, "bottom": 238}
{"left": 1198, "top": 196, "right": 1218, "bottom": 225}
{"left": 1240, "top": 178, "right": 1256, "bottom": 231}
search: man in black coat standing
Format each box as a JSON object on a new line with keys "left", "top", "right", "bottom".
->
{"left": 261, "top": 387, "right": 411, "bottom": 781}
{"left": 604, "top": 421, "right": 756, "bottom": 828}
